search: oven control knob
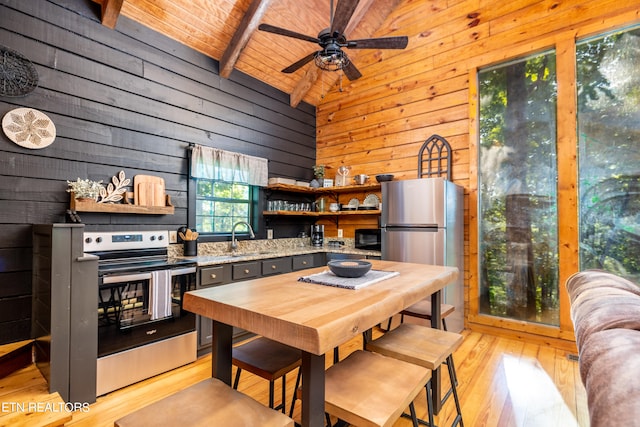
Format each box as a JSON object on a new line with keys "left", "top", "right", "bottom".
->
{"left": 96, "top": 237, "right": 102, "bottom": 243}
{"left": 158, "top": 235, "right": 164, "bottom": 240}
{"left": 85, "top": 237, "right": 92, "bottom": 244}
{"left": 150, "top": 236, "right": 156, "bottom": 241}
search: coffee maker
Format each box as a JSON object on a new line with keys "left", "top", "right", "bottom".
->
{"left": 311, "top": 224, "right": 324, "bottom": 247}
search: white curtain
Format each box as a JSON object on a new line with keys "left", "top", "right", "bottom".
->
{"left": 190, "top": 145, "right": 268, "bottom": 187}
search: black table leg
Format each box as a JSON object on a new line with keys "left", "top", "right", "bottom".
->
{"left": 211, "top": 320, "right": 233, "bottom": 385}
{"left": 301, "top": 351, "right": 325, "bottom": 427}
{"left": 431, "top": 290, "right": 442, "bottom": 414}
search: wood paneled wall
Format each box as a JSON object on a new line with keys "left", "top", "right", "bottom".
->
{"left": 0, "top": 0, "right": 315, "bottom": 344}
{"left": 316, "top": 0, "right": 640, "bottom": 346}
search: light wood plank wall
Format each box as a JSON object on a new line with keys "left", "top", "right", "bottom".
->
{"left": 315, "top": 0, "right": 640, "bottom": 348}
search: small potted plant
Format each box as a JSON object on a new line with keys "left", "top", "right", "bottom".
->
{"left": 67, "top": 178, "right": 104, "bottom": 201}
{"left": 311, "top": 165, "right": 325, "bottom": 188}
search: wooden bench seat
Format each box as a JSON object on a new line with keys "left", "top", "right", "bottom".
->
{"left": 325, "top": 350, "right": 430, "bottom": 427}
{"left": 366, "top": 323, "right": 464, "bottom": 426}
{"left": 387, "top": 299, "right": 456, "bottom": 331}
{"left": 232, "top": 337, "right": 301, "bottom": 413}
{"left": 368, "top": 323, "right": 462, "bottom": 370}
{"left": 114, "top": 377, "right": 294, "bottom": 427}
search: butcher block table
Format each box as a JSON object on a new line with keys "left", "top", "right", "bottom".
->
{"left": 183, "top": 260, "right": 459, "bottom": 427}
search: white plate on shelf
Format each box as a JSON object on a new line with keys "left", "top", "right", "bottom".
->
{"left": 347, "top": 198, "right": 360, "bottom": 208}
{"left": 363, "top": 194, "right": 380, "bottom": 207}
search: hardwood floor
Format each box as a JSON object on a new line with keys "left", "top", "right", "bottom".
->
{"left": 61, "top": 328, "right": 589, "bottom": 427}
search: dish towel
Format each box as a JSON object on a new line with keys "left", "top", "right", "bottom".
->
{"left": 149, "top": 270, "right": 172, "bottom": 320}
{"left": 298, "top": 270, "right": 399, "bottom": 290}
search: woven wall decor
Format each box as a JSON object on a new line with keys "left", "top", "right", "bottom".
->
{"left": 0, "top": 45, "right": 39, "bottom": 97}
{"left": 2, "top": 108, "right": 56, "bottom": 149}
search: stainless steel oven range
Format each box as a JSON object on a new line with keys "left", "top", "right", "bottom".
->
{"left": 84, "top": 230, "right": 197, "bottom": 396}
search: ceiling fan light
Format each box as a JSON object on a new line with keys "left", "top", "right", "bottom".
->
{"left": 314, "top": 49, "right": 349, "bottom": 72}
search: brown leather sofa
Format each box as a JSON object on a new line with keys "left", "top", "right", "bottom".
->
{"left": 566, "top": 270, "right": 640, "bottom": 426}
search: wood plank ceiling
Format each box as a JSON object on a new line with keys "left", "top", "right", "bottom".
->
{"left": 91, "top": 0, "right": 406, "bottom": 107}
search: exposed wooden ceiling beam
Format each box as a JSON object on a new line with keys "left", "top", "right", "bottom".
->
{"left": 290, "top": 65, "right": 320, "bottom": 108}
{"left": 98, "top": 0, "right": 124, "bottom": 29}
{"left": 220, "top": 0, "right": 273, "bottom": 79}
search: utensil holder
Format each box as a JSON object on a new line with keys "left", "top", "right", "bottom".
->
{"left": 184, "top": 240, "right": 197, "bottom": 256}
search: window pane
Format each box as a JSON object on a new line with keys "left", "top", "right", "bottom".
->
{"left": 232, "top": 183, "right": 249, "bottom": 199}
{"left": 197, "top": 180, "right": 212, "bottom": 197}
{"left": 195, "top": 178, "right": 252, "bottom": 235}
{"left": 478, "top": 51, "right": 560, "bottom": 325}
{"left": 577, "top": 27, "right": 640, "bottom": 282}
{"left": 214, "top": 182, "right": 233, "bottom": 198}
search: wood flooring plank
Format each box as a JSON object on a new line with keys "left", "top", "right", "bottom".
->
{"left": 2, "top": 330, "right": 589, "bottom": 427}
{"left": 488, "top": 338, "right": 525, "bottom": 427}
{"left": 0, "top": 365, "right": 72, "bottom": 427}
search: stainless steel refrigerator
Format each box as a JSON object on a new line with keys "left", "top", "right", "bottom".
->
{"left": 381, "top": 177, "right": 464, "bottom": 332}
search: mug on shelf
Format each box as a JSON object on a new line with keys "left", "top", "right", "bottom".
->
{"left": 315, "top": 197, "right": 326, "bottom": 212}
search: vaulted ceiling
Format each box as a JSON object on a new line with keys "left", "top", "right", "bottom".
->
{"left": 91, "top": 0, "right": 408, "bottom": 107}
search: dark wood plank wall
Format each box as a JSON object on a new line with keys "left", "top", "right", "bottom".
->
{"left": 0, "top": 0, "right": 316, "bottom": 344}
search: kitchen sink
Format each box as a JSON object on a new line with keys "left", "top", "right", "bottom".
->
{"left": 230, "top": 251, "right": 274, "bottom": 257}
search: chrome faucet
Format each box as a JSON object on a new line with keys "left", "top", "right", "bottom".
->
{"left": 230, "top": 221, "right": 255, "bottom": 251}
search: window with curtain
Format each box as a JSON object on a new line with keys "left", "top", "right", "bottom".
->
{"left": 190, "top": 145, "right": 268, "bottom": 234}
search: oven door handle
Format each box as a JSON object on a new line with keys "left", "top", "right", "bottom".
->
{"left": 101, "top": 267, "right": 197, "bottom": 284}
{"left": 171, "top": 267, "right": 197, "bottom": 276}
{"left": 102, "top": 272, "right": 152, "bottom": 284}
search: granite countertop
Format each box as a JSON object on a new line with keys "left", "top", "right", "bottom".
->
{"left": 169, "top": 237, "right": 381, "bottom": 266}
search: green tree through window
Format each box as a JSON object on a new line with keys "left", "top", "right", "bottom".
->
{"left": 196, "top": 179, "right": 251, "bottom": 234}
{"left": 577, "top": 27, "right": 640, "bottom": 281}
{"left": 478, "top": 51, "right": 560, "bottom": 325}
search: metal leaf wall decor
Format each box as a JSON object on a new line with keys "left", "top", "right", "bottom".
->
{"left": 98, "top": 170, "right": 131, "bottom": 203}
{"left": 0, "top": 45, "right": 39, "bottom": 97}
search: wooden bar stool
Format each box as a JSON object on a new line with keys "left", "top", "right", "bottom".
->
{"left": 388, "top": 301, "right": 458, "bottom": 388}
{"left": 114, "top": 377, "right": 294, "bottom": 427}
{"left": 325, "top": 349, "right": 430, "bottom": 427}
{"left": 386, "top": 299, "right": 455, "bottom": 331}
{"left": 366, "top": 324, "right": 464, "bottom": 427}
{"left": 232, "top": 337, "right": 302, "bottom": 414}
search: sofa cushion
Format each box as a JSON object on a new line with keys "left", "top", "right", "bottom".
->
{"left": 578, "top": 328, "right": 640, "bottom": 426}
{"left": 566, "top": 270, "right": 640, "bottom": 426}
{"left": 566, "top": 270, "right": 640, "bottom": 349}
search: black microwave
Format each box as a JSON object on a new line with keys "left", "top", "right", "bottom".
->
{"left": 354, "top": 228, "right": 381, "bottom": 251}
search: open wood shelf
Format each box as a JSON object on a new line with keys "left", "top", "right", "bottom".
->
{"left": 265, "top": 183, "right": 382, "bottom": 224}
{"left": 70, "top": 195, "right": 174, "bottom": 215}
{"left": 263, "top": 209, "right": 381, "bottom": 216}
{"left": 267, "top": 183, "right": 381, "bottom": 194}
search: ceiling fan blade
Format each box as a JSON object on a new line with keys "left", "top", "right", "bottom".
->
{"left": 343, "top": 61, "right": 362, "bottom": 81}
{"left": 347, "top": 36, "right": 409, "bottom": 49}
{"left": 330, "top": 0, "right": 360, "bottom": 36}
{"left": 282, "top": 52, "right": 317, "bottom": 73}
{"left": 258, "top": 23, "right": 319, "bottom": 44}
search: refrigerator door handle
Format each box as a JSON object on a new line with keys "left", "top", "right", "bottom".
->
{"left": 385, "top": 224, "right": 439, "bottom": 230}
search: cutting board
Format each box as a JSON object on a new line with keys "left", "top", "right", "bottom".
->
{"left": 134, "top": 175, "right": 165, "bottom": 207}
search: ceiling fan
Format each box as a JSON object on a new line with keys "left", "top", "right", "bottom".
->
{"left": 258, "top": 0, "right": 408, "bottom": 81}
